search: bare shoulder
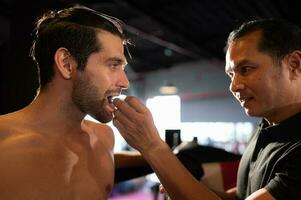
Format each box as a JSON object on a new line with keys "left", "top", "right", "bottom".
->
{"left": 81, "top": 119, "right": 114, "bottom": 149}
{"left": 0, "top": 113, "right": 53, "bottom": 161}
{"left": 0, "top": 113, "right": 38, "bottom": 144}
{"left": 0, "top": 113, "right": 51, "bottom": 172}
{"left": 0, "top": 113, "right": 44, "bottom": 143}
{"left": 0, "top": 114, "right": 71, "bottom": 198}
{"left": 0, "top": 113, "right": 16, "bottom": 140}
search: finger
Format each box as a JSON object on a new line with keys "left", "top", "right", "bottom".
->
{"left": 114, "top": 96, "right": 148, "bottom": 115}
{"left": 113, "top": 109, "right": 133, "bottom": 127}
{"left": 113, "top": 118, "right": 135, "bottom": 144}
{"left": 124, "top": 96, "right": 149, "bottom": 114}
{"left": 113, "top": 98, "right": 138, "bottom": 119}
{"left": 112, "top": 118, "right": 125, "bottom": 134}
{"left": 113, "top": 119, "right": 128, "bottom": 141}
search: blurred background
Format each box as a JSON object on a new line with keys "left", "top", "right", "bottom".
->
{"left": 1, "top": 0, "right": 300, "bottom": 199}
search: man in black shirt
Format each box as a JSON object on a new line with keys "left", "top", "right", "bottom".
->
{"left": 113, "top": 19, "right": 301, "bottom": 200}
{"left": 236, "top": 113, "right": 301, "bottom": 199}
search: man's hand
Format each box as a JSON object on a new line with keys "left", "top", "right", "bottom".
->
{"left": 113, "top": 96, "right": 164, "bottom": 153}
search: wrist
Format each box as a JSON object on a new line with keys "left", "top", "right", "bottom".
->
{"left": 142, "top": 139, "right": 171, "bottom": 161}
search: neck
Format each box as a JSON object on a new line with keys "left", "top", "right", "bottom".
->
{"left": 264, "top": 103, "right": 301, "bottom": 125}
{"left": 21, "top": 85, "right": 85, "bottom": 136}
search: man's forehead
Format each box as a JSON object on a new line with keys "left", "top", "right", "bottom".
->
{"left": 96, "top": 30, "right": 124, "bottom": 46}
{"left": 224, "top": 39, "right": 254, "bottom": 71}
{"left": 224, "top": 48, "right": 234, "bottom": 72}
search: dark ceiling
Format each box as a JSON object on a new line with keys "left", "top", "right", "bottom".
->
{"left": 85, "top": 0, "right": 301, "bottom": 73}
{"left": 0, "top": 0, "right": 300, "bottom": 113}
{"left": 1, "top": 0, "right": 300, "bottom": 73}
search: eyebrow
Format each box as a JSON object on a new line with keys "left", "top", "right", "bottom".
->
{"left": 226, "top": 59, "right": 253, "bottom": 73}
{"left": 106, "top": 57, "right": 128, "bottom": 66}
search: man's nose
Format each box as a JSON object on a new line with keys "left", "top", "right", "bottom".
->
{"left": 229, "top": 74, "right": 244, "bottom": 93}
{"left": 117, "top": 71, "right": 130, "bottom": 90}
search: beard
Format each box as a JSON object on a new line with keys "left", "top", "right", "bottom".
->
{"left": 71, "top": 73, "right": 113, "bottom": 123}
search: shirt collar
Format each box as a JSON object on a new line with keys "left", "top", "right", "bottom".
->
{"left": 258, "top": 112, "right": 301, "bottom": 141}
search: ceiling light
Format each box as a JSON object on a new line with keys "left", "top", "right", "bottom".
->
{"left": 159, "top": 83, "right": 178, "bottom": 95}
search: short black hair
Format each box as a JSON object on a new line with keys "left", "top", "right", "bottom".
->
{"left": 226, "top": 19, "right": 301, "bottom": 63}
{"left": 30, "top": 6, "right": 127, "bottom": 88}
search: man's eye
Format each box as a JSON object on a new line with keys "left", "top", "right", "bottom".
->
{"left": 227, "top": 72, "right": 233, "bottom": 78}
{"left": 240, "top": 66, "right": 253, "bottom": 74}
{"left": 110, "top": 63, "right": 120, "bottom": 69}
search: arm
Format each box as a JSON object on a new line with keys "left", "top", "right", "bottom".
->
{"left": 215, "top": 188, "right": 237, "bottom": 200}
{"left": 141, "top": 140, "right": 224, "bottom": 200}
{"left": 114, "top": 151, "right": 147, "bottom": 168}
{"left": 113, "top": 96, "right": 232, "bottom": 200}
{"left": 113, "top": 96, "right": 276, "bottom": 200}
{"left": 245, "top": 189, "right": 275, "bottom": 200}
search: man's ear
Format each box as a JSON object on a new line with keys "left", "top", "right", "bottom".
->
{"left": 54, "top": 48, "right": 76, "bottom": 80}
{"left": 287, "top": 50, "right": 301, "bottom": 78}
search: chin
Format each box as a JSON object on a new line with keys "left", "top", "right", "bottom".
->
{"left": 245, "top": 108, "right": 261, "bottom": 118}
{"left": 89, "top": 112, "right": 113, "bottom": 123}
{"left": 243, "top": 106, "right": 252, "bottom": 116}
{"left": 98, "top": 116, "right": 113, "bottom": 123}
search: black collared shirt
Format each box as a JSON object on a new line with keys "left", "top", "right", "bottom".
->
{"left": 236, "top": 112, "right": 301, "bottom": 200}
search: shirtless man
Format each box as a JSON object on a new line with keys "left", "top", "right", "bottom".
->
{"left": 0, "top": 6, "right": 129, "bottom": 200}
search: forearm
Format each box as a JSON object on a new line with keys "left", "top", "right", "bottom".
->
{"left": 114, "top": 151, "right": 148, "bottom": 168}
{"left": 215, "top": 188, "right": 237, "bottom": 200}
{"left": 142, "top": 140, "right": 223, "bottom": 200}
{"left": 112, "top": 97, "right": 236, "bottom": 199}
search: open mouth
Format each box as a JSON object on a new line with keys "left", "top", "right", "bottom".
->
{"left": 104, "top": 95, "right": 118, "bottom": 115}
{"left": 107, "top": 96, "right": 114, "bottom": 104}
{"left": 107, "top": 94, "right": 126, "bottom": 104}
{"left": 106, "top": 94, "right": 126, "bottom": 108}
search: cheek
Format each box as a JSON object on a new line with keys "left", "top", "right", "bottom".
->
{"left": 96, "top": 75, "right": 116, "bottom": 97}
{"left": 83, "top": 74, "right": 107, "bottom": 97}
{"left": 90, "top": 69, "right": 110, "bottom": 84}
{"left": 257, "top": 79, "right": 281, "bottom": 106}
{"left": 248, "top": 76, "right": 270, "bottom": 102}
{"left": 100, "top": 74, "right": 114, "bottom": 88}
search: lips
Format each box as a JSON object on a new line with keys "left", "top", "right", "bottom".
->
{"left": 234, "top": 92, "right": 253, "bottom": 105}
{"left": 240, "top": 96, "right": 252, "bottom": 101}
{"left": 239, "top": 97, "right": 254, "bottom": 107}
{"left": 104, "top": 94, "right": 119, "bottom": 113}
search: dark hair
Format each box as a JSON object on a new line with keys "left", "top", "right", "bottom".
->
{"left": 226, "top": 19, "right": 301, "bottom": 64}
{"left": 30, "top": 6, "right": 127, "bottom": 88}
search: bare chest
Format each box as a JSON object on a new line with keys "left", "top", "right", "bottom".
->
{"left": 62, "top": 146, "right": 114, "bottom": 200}
{"left": 0, "top": 141, "right": 114, "bottom": 200}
